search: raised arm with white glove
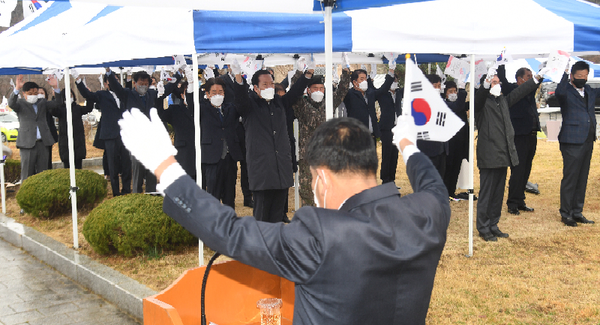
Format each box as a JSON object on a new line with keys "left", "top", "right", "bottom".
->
{"left": 296, "top": 57, "right": 307, "bottom": 72}
{"left": 392, "top": 115, "right": 420, "bottom": 164}
{"left": 203, "top": 66, "right": 215, "bottom": 80}
{"left": 483, "top": 67, "right": 497, "bottom": 89}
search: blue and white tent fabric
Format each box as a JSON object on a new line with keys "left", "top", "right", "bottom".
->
{"left": 2, "top": 0, "right": 600, "bottom": 69}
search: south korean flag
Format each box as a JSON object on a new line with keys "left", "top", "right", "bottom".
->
{"left": 403, "top": 59, "right": 464, "bottom": 142}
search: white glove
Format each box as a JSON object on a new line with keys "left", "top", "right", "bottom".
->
{"left": 457, "top": 80, "right": 466, "bottom": 89}
{"left": 536, "top": 67, "right": 551, "bottom": 80}
{"left": 126, "top": 68, "right": 133, "bottom": 76}
{"left": 296, "top": 57, "right": 307, "bottom": 72}
{"left": 71, "top": 69, "right": 80, "bottom": 80}
{"left": 342, "top": 52, "right": 350, "bottom": 69}
{"left": 231, "top": 59, "right": 242, "bottom": 75}
{"left": 392, "top": 115, "right": 418, "bottom": 151}
{"left": 307, "top": 58, "right": 316, "bottom": 71}
{"left": 173, "top": 54, "right": 187, "bottom": 71}
{"left": 119, "top": 108, "right": 177, "bottom": 174}
{"left": 157, "top": 81, "right": 165, "bottom": 97}
{"left": 388, "top": 59, "right": 396, "bottom": 71}
{"left": 203, "top": 66, "right": 215, "bottom": 79}
{"left": 486, "top": 67, "right": 497, "bottom": 80}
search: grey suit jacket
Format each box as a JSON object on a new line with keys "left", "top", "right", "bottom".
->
{"left": 162, "top": 152, "right": 450, "bottom": 325}
{"left": 9, "top": 91, "right": 60, "bottom": 149}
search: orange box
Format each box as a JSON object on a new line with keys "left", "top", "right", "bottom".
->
{"left": 144, "top": 260, "right": 295, "bottom": 325}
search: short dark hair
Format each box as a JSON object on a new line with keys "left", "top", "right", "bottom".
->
{"left": 172, "top": 81, "right": 188, "bottom": 99}
{"left": 443, "top": 81, "right": 457, "bottom": 96}
{"left": 571, "top": 61, "right": 590, "bottom": 75}
{"left": 204, "top": 77, "right": 226, "bottom": 93}
{"left": 351, "top": 69, "right": 368, "bottom": 82}
{"left": 103, "top": 74, "right": 109, "bottom": 84}
{"left": 133, "top": 71, "right": 151, "bottom": 83}
{"left": 305, "top": 117, "right": 378, "bottom": 176}
{"left": 251, "top": 70, "right": 273, "bottom": 86}
{"left": 308, "top": 75, "right": 325, "bottom": 87}
{"left": 426, "top": 74, "right": 441, "bottom": 84}
{"left": 22, "top": 82, "right": 39, "bottom": 93}
{"left": 274, "top": 83, "right": 286, "bottom": 94}
{"left": 515, "top": 67, "right": 531, "bottom": 80}
{"left": 266, "top": 67, "right": 274, "bottom": 75}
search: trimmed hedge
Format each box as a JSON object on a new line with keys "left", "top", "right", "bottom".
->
{"left": 16, "top": 169, "right": 107, "bottom": 218}
{"left": 83, "top": 194, "right": 196, "bottom": 257}
{"left": 4, "top": 159, "right": 21, "bottom": 183}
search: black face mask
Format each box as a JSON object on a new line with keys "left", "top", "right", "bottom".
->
{"left": 573, "top": 78, "right": 587, "bottom": 88}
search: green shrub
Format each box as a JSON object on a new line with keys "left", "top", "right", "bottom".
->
{"left": 4, "top": 159, "right": 21, "bottom": 183}
{"left": 16, "top": 169, "right": 107, "bottom": 218}
{"left": 83, "top": 194, "right": 196, "bottom": 257}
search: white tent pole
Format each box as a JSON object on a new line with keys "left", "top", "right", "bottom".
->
{"left": 64, "top": 67, "right": 79, "bottom": 249}
{"left": 1, "top": 159, "right": 5, "bottom": 214}
{"left": 467, "top": 55, "right": 475, "bottom": 257}
{"left": 324, "top": 4, "right": 333, "bottom": 120}
{"left": 402, "top": 54, "right": 412, "bottom": 116}
{"left": 192, "top": 53, "right": 204, "bottom": 266}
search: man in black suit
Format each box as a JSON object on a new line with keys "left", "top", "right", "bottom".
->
{"left": 556, "top": 61, "right": 600, "bottom": 226}
{"left": 218, "top": 67, "right": 253, "bottom": 208}
{"left": 118, "top": 112, "right": 450, "bottom": 325}
{"left": 233, "top": 62, "right": 312, "bottom": 223}
{"left": 343, "top": 67, "right": 394, "bottom": 141}
{"left": 497, "top": 65, "right": 539, "bottom": 215}
{"left": 376, "top": 75, "right": 402, "bottom": 185}
{"left": 9, "top": 75, "right": 60, "bottom": 182}
{"left": 197, "top": 78, "right": 243, "bottom": 208}
{"left": 76, "top": 73, "right": 131, "bottom": 196}
{"left": 106, "top": 69, "right": 159, "bottom": 193}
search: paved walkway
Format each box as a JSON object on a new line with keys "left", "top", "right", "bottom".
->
{"left": 0, "top": 239, "right": 140, "bottom": 325}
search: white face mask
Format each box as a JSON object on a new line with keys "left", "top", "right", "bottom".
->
{"left": 310, "top": 91, "right": 324, "bottom": 103}
{"left": 37, "top": 94, "right": 45, "bottom": 99}
{"left": 210, "top": 94, "right": 224, "bottom": 107}
{"left": 26, "top": 95, "right": 38, "bottom": 104}
{"left": 390, "top": 82, "right": 399, "bottom": 91}
{"left": 136, "top": 85, "right": 148, "bottom": 96}
{"left": 489, "top": 84, "right": 502, "bottom": 97}
{"left": 358, "top": 80, "right": 368, "bottom": 92}
{"left": 447, "top": 93, "right": 458, "bottom": 102}
{"left": 260, "top": 87, "right": 275, "bottom": 101}
{"left": 437, "top": 88, "right": 443, "bottom": 94}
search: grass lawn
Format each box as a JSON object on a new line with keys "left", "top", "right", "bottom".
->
{"left": 3, "top": 134, "right": 600, "bottom": 324}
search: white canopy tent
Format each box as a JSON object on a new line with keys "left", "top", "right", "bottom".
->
{"left": 0, "top": 0, "right": 599, "bottom": 258}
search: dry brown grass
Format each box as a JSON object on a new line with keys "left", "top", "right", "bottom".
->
{"left": 3, "top": 134, "right": 600, "bottom": 324}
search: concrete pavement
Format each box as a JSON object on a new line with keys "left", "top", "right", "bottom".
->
{"left": 0, "top": 238, "right": 140, "bottom": 325}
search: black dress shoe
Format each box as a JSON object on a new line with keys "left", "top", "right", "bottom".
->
{"left": 507, "top": 207, "right": 520, "bottom": 215}
{"left": 573, "top": 216, "right": 595, "bottom": 224}
{"left": 491, "top": 229, "right": 509, "bottom": 238}
{"left": 479, "top": 232, "right": 497, "bottom": 242}
{"left": 561, "top": 217, "right": 578, "bottom": 227}
{"left": 518, "top": 205, "right": 534, "bottom": 212}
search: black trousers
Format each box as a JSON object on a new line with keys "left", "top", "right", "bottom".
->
{"left": 380, "top": 129, "right": 399, "bottom": 184}
{"left": 560, "top": 140, "right": 593, "bottom": 219}
{"left": 237, "top": 122, "right": 252, "bottom": 201}
{"left": 507, "top": 134, "right": 537, "bottom": 209}
{"left": 252, "top": 189, "right": 288, "bottom": 223}
{"left": 132, "top": 156, "right": 156, "bottom": 193}
{"left": 429, "top": 153, "right": 447, "bottom": 181}
{"left": 477, "top": 167, "right": 507, "bottom": 235}
{"left": 105, "top": 138, "right": 131, "bottom": 196}
{"left": 444, "top": 136, "right": 468, "bottom": 197}
{"left": 203, "top": 154, "right": 237, "bottom": 209}
{"left": 62, "top": 158, "right": 83, "bottom": 170}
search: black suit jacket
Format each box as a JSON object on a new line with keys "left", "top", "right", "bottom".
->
{"left": 162, "top": 152, "right": 450, "bottom": 325}
{"left": 50, "top": 101, "right": 93, "bottom": 162}
{"left": 377, "top": 89, "right": 402, "bottom": 131}
{"left": 200, "top": 99, "right": 243, "bottom": 164}
{"left": 497, "top": 65, "right": 540, "bottom": 135}
{"left": 107, "top": 71, "right": 159, "bottom": 116}
{"left": 343, "top": 74, "right": 394, "bottom": 138}
{"left": 555, "top": 72, "right": 600, "bottom": 144}
{"left": 76, "top": 81, "right": 123, "bottom": 140}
